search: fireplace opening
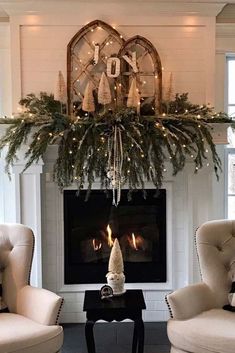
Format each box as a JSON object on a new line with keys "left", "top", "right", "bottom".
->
{"left": 64, "top": 189, "right": 167, "bottom": 284}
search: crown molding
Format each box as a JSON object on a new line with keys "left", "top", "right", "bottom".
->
{"left": 0, "top": 1, "right": 226, "bottom": 18}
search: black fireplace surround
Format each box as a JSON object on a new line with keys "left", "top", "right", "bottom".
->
{"left": 64, "top": 189, "right": 167, "bottom": 284}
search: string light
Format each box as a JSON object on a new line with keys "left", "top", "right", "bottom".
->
{"left": 37, "top": 136, "right": 40, "bottom": 141}
{"left": 162, "top": 113, "right": 166, "bottom": 117}
{"left": 69, "top": 150, "right": 73, "bottom": 154}
{"left": 73, "top": 137, "right": 77, "bottom": 141}
{"left": 49, "top": 132, "right": 53, "bottom": 137}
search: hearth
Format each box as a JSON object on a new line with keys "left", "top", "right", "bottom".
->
{"left": 64, "top": 189, "right": 166, "bottom": 284}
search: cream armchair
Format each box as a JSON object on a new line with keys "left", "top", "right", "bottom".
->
{"left": 0, "top": 223, "right": 63, "bottom": 353}
{"left": 166, "top": 219, "right": 235, "bottom": 353}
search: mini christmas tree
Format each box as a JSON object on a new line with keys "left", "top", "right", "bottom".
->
{"left": 127, "top": 77, "right": 140, "bottom": 113}
{"left": 98, "top": 72, "right": 112, "bottom": 106}
{"left": 82, "top": 81, "right": 95, "bottom": 112}
{"left": 54, "top": 71, "right": 66, "bottom": 103}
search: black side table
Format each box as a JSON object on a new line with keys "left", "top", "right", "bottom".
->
{"left": 83, "top": 289, "right": 146, "bottom": 353}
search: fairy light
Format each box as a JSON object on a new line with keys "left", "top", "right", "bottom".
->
{"left": 185, "top": 109, "right": 188, "bottom": 113}
{"left": 72, "top": 165, "right": 75, "bottom": 169}
{"left": 127, "top": 157, "right": 131, "bottom": 162}
{"left": 162, "top": 113, "right": 166, "bottom": 117}
{"left": 73, "top": 137, "right": 77, "bottom": 141}
{"left": 197, "top": 114, "right": 201, "bottom": 119}
{"left": 191, "top": 154, "right": 194, "bottom": 158}
{"left": 205, "top": 149, "right": 208, "bottom": 153}
{"left": 155, "top": 75, "right": 158, "bottom": 78}
{"left": 141, "top": 154, "right": 144, "bottom": 158}
{"left": 75, "top": 67, "right": 78, "bottom": 71}
{"left": 29, "top": 113, "right": 33, "bottom": 117}
{"left": 91, "top": 29, "right": 94, "bottom": 32}
{"left": 37, "top": 136, "right": 40, "bottom": 141}
{"left": 182, "top": 144, "right": 186, "bottom": 148}
{"left": 69, "top": 150, "right": 73, "bottom": 154}
{"left": 207, "top": 163, "right": 210, "bottom": 167}
{"left": 49, "top": 132, "right": 53, "bottom": 137}
{"left": 198, "top": 124, "right": 201, "bottom": 128}
{"left": 195, "top": 166, "right": 199, "bottom": 171}
{"left": 74, "top": 176, "right": 78, "bottom": 180}
{"left": 163, "top": 168, "right": 167, "bottom": 172}
{"left": 127, "top": 170, "right": 130, "bottom": 174}
{"left": 120, "top": 35, "right": 123, "bottom": 38}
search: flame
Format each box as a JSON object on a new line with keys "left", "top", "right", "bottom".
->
{"left": 92, "top": 239, "right": 102, "bottom": 251}
{"left": 107, "top": 224, "right": 114, "bottom": 247}
{"left": 132, "top": 233, "right": 138, "bottom": 250}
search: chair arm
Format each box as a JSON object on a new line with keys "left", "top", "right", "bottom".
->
{"left": 166, "top": 283, "right": 216, "bottom": 320}
{"left": 16, "top": 285, "right": 63, "bottom": 325}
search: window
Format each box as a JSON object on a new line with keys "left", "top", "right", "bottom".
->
{"left": 226, "top": 57, "right": 235, "bottom": 218}
{"left": 227, "top": 57, "right": 235, "bottom": 118}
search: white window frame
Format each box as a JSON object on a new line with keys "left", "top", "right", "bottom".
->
{"left": 225, "top": 55, "right": 235, "bottom": 218}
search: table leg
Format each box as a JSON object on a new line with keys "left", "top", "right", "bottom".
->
{"left": 85, "top": 320, "right": 96, "bottom": 353}
{"left": 132, "top": 322, "right": 138, "bottom": 353}
{"left": 135, "top": 318, "right": 145, "bottom": 353}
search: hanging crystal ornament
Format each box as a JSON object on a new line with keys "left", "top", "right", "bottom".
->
{"left": 107, "top": 124, "right": 123, "bottom": 206}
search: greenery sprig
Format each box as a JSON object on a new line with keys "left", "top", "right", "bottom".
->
{"left": 0, "top": 92, "right": 233, "bottom": 201}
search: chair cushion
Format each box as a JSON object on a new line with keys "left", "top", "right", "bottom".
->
{"left": 0, "top": 313, "right": 63, "bottom": 353}
{"left": 168, "top": 308, "right": 235, "bottom": 353}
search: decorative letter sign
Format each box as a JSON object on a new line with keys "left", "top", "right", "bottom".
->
{"left": 67, "top": 20, "right": 162, "bottom": 114}
{"left": 94, "top": 44, "right": 100, "bottom": 65}
{"left": 107, "top": 58, "right": 121, "bottom": 78}
{"left": 122, "top": 52, "right": 138, "bottom": 73}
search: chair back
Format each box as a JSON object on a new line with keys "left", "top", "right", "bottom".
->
{"left": 196, "top": 219, "right": 235, "bottom": 307}
{"left": 0, "top": 223, "right": 34, "bottom": 312}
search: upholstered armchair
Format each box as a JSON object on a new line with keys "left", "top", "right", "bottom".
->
{"left": 0, "top": 223, "right": 63, "bottom": 353}
{"left": 166, "top": 219, "right": 235, "bottom": 353}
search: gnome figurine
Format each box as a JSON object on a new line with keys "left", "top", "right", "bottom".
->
{"left": 106, "top": 238, "right": 125, "bottom": 295}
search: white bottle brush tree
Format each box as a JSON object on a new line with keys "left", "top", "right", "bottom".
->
{"left": 98, "top": 72, "right": 112, "bottom": 108}
{"left": 82, "top": 81, "right": 95, "bottom": 112}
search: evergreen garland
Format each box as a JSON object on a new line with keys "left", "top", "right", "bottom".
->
{"left": 0, "top": 92, "right": 233, "bottom": 202}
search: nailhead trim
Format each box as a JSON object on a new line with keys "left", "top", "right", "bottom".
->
{"left": 56, "top": 297, "right": 64, "bottom": 325}
{"left": 28, "top": 230, "right": 35, "bottom": 285}
{"left": 165, "top": 293, "right": 173, "bottom": 319}
{"left": 194, "top": 227, "right": 203, "bottom": 281}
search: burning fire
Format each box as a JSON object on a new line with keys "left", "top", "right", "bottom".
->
{"left": 92, "top": 239, "right": 102, "bottom": 251}
{"left": 107, "top": 224, "right": 114, "bottom": 247}
{"left": 132, "top": 233, "right": 138, "bottom": 250}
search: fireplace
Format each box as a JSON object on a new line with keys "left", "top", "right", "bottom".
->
{"left": 64, "top": 189, "right": 167, "bottom": 284}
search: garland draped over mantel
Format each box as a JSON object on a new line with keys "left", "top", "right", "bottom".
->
{"left": 0, "top": 92, "right": 233, "bottom": 204}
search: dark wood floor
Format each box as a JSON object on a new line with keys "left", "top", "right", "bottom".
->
{"left": 62, "top": 322, "right": 171, "bottom": 353}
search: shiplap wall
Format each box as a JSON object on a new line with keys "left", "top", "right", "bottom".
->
{"left": 20, "top": 23, "right": 210, "bottom": 104}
